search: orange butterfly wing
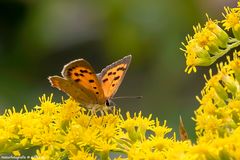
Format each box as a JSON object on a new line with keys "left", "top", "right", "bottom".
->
{"left": 48, "top": 76, "right": 99, "bottom": 106}
{"left": 49, "top": 59, "right": 106, "bottom": 105}
{"left": 98, "top": 55, "right": 132, "bottom": 99}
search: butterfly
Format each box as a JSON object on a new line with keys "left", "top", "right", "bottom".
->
{"left": 48, "top": 55, "right": 132, "bottom": 110}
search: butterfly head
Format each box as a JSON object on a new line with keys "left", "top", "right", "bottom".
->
{"left": 106, "top": 99, "right": 115, "bottom": 106}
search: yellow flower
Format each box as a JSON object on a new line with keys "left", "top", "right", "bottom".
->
{"left": 121, "top": 112, "right": 154, "bottom": 142}
{"left": 94, "top": 139, "right": 117, "bottom": 156}
{"left": 114, "top": 157, "right": 127, "bottom": 160}
{"left": 189, "top": 143, "right": 218, "bottom": 160}
{"left": 149, "top": 136, "right": 174, "bottom": 151}
{"left": 127, "top": 140, "right": 164, "bottom": 160}
{"left": 37, "top": 94, "right": 56, "bottom": 115}
{"left": 150, "top": 118, "right": 172, "bottom": 137}
{"left": 195, "top": 113, "right": 222, "bottom": 135}
{"left": 58, "top": 99, "right": 82, "bottom": 122}
{"left": 69, "top": 149, "right": 97, "bottom": 160}
{"left": 205, "top": 18, "right": 228, "bottom": 48}
{"left": 223, "top": 7, "right": 240, "bottom": 39}
{"left": 33, "top": 145, "right": 64, "bottom": 160}
{"left": 164, "top": 141, "right": 191, "bottom": 160}
{"left": 182, "top": 39, "right": 213, "bottom": 74}
{"left": 181, "top": 17, "right": 228, "bottom": 74}
{"left": 12, "top": 150, "right": 20, "bottom": 156}
{"left": 194, "top": 51, "right": 240, "bottom": 138}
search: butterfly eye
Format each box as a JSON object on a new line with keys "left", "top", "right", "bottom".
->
{"left": 106, "top": 99, "right": 115, "bottom": 106}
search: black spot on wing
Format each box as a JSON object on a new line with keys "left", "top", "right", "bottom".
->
{"left": 114, "top": 76, "right": 120, "bottom": 81}
{"left": 117, "top": 67, "right": 126, "bottom": 71}
{"left": 108, "top": 72, "right": 112, "bottom": 76}
{"left": 89, "top": 79, "right": 95, "bottom": 83}
{"left": 103, "top": 78, "right": 108, "bottom": 83}
{"left": 75, "top": 78, "right": 80, "bottom": 82}
{"left": 80, "top": 69, "right": 88, "bottom": 73}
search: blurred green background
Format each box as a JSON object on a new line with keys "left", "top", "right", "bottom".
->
{"left": 0, "top": 0, "right": 237, "bottom": 140}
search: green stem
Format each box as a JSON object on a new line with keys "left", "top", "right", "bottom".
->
{"left": 0, "top": 142, "right": 34, "bottom": 154}
{"left": 210, "top": 38, "right": 240, "bottom": 64}
{"left": 100, "top": 152, "right": 109, "bottom": 160}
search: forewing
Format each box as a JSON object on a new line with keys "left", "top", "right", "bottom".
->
{"left": 48, "top": 76, "right": 98, "bottom": 106}
{"left": 98, "top": 55, "right": 132, "bottom": 98}
{"left": 61, "top": 59, "right": 106, "bottom": 104}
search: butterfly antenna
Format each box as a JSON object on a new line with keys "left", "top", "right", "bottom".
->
{"left": 112, "top": 96, "right": 143, "bottom": 100}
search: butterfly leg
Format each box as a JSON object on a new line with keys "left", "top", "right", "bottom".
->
{"left": 107, "top": 106, "right": 114, "bottom": 114}
{"left": 98, "top": 105, "right": 109, "bottom": 124}
{"left": 87, "top": 113, "right": 94, "bottom": 127}
{"left": 87, "top": 106, "right": 98, "bottom": 127}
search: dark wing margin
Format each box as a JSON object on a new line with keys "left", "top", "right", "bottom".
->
{"left": 98, "top": 55, "right": 132, "bottom": 98}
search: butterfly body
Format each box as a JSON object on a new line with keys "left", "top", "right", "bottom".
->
{"left": 48, "top": 55, "right": 132, "bottom": 109}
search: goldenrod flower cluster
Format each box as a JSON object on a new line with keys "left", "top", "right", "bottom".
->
{"left": 2, "top": 1, "right": 240, "bottom": 160}
{"left": 195, "top": 53, "right": 240, "bottom": 136}
{"left": 193, "top": 51, "right": 240, "bottom": 159}
{"left": 4, "top": 93, "right": 240, "bottom": 160}
{"left": 0, "top": 95, "right": 187, "bottom": 160}
{"left": 181, "top": 2, "right": 240, "bottom": 74}
{"left": 1, "top": 91, "right": 240, "bottom": 159}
